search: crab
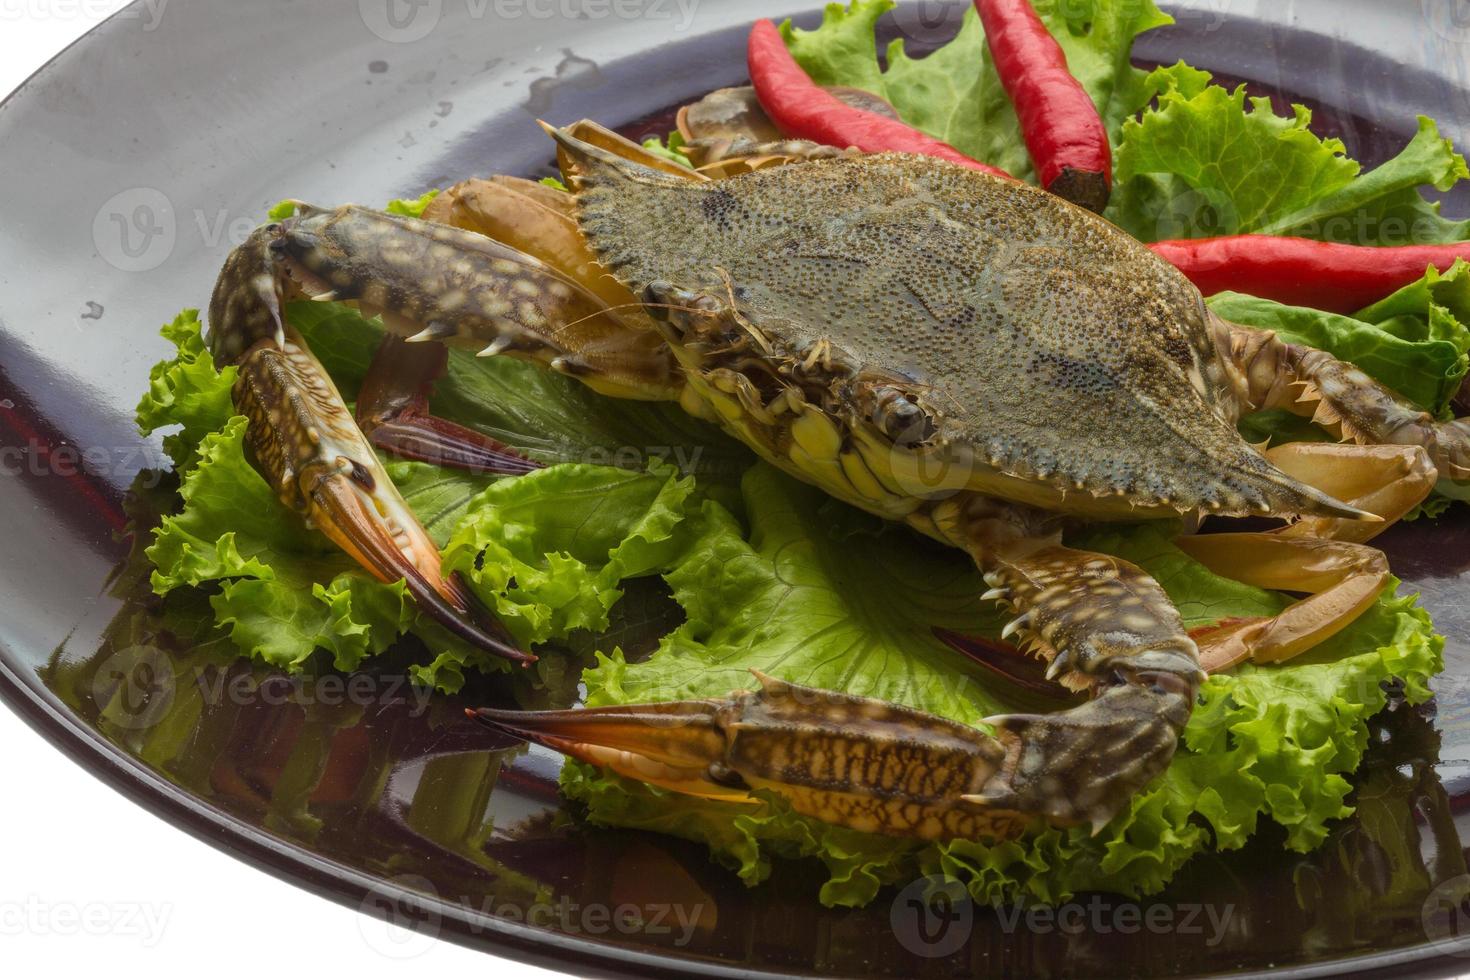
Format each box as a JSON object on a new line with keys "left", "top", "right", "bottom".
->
{"left": 205, "top": 95, "right": 1470, "bottom": 842}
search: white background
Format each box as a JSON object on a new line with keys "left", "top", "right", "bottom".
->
{"left": 0, "top": 6, "right": 562, "bottom": 977}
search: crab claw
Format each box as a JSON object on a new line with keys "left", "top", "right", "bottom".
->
{"left": 211, "top": 227, "right": 535, "bottom": 667}
{"left": 470, "top": 671, "right": 1034, "bottom": 842}
{"left": 311, "top": 458, "right": 531, "bottom": 665}
{"left": 469, "top": 699, "right": 748, "bottom": 801}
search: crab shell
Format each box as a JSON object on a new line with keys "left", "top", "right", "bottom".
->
{"left": 551, "top": 134, "right": 1360, "bottom": 531}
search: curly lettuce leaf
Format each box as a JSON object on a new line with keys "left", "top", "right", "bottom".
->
{"left": 441, "top": 463, "right": 695, "bottom": 648}
{"left": 135, "top": 310, "right": 237, "bottom": 470}
{"left": 1109, "top": 64, "right": 1470, "bottom": 244}
{"left": 565, "top": 465, "right": 1442, "bottom": 907}
{"left": 781, "top": 0, "right": 1171, "bottom": 183}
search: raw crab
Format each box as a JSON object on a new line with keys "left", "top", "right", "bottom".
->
{"left": 206, "top": 109, "right": 1469, "bottom": 842}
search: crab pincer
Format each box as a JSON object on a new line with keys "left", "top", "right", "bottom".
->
{"left": 471, "top": 661, "right": 1194, "bottom": 839}
{"left": 472, "top": 671, "right": 1029, "bottom": 840}
{"left": 207, "top": 222, "right": 535, "bottom": 665}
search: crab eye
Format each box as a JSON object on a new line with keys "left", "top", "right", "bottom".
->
{"left": 871, "top": 386, "right": 936, "bottom": 447}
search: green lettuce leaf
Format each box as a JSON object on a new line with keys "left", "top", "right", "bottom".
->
{"left": 1108, "top": 64, "right": 1470, "bottom": 244}
{"left": 386, "top": 190, "right": 441, "bottom": 217}
{"left": 781, "top": 0, "right": 1170, "bottom": 183}
{"left": 641, "top": 134, "right": 693, "bottom": 169}
{"left": 564, "top": 464, "right": 1442, "bottom": 907}
{"left": 270, "top": 190, "right": 440, "bottom": 223}
{"left": 441, "top": 463, "right": 695, "bottom": 648}
{"left": 135, "top": 310, "right": 237, "bottom": 470}
{"left": 145, "top": 415, "right": 424, "bottom": 672}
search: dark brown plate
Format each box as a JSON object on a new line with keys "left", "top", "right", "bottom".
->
{"left": 3, "top": 1, "right": 1470, "bottom": 976}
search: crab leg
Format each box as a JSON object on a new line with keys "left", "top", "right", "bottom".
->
{"left": 336, "top": 164, "right": 689, "bottom": 473}
{"left": 1214, "top": 314, "right": 1470, "bottom": 480}
{"left": 1177, "top": 534, "right": 1390, "bottom": 673}
{"left": 1175, "top": 440, "right": 1432, "bottom": 672}
{"left": 355, "top": 336, "right": 541, "bottom": 475}
{"left": 271, "top": 202, "right": 678, "bottom": 398}
{"left": 1261, "top": 442, "right": 1436, "bottom": 543}
{"left": 208, "top": 231, "right": 531, "bottom": 664}
{"left": 680, "top": 136, "right": 855, "bottom": 178}
{"left": 423, "top": 173, "right": 651, "bottom": 315}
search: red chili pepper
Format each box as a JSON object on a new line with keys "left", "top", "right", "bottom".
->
{"left": 976, "top": 0, "right": 1111, "bottom": 212}
{"left": 747, "top": 19, "right": 1012, "bottom": 179}
{"left": 1149, "top": 236, "right": 1470, "bottom": 314}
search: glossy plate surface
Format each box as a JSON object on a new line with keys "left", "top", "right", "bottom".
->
{"left": 2, "top": 1, "right": 1470, "bottom": 976}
